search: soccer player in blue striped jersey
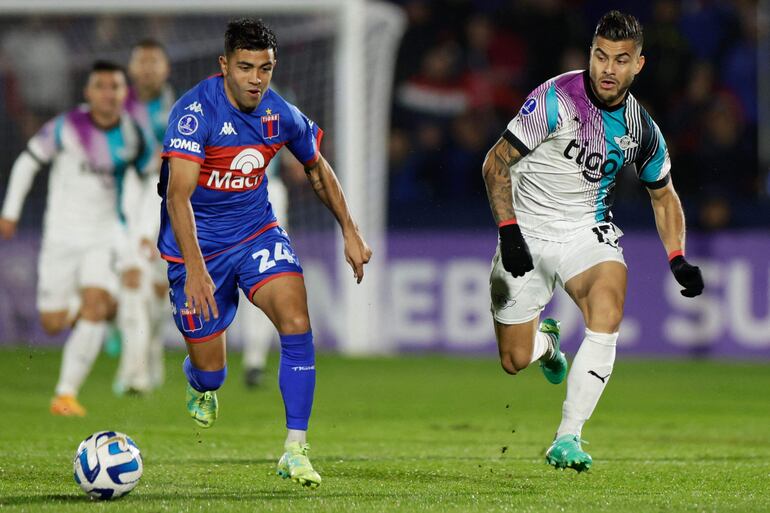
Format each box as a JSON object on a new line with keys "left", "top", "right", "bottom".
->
{"left": 159, "top": 19, "right": 372, "bottom": 488}
{"left": 483, "top": 11, "right": 704, "bottom": 471}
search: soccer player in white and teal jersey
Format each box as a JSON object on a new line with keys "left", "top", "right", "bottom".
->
{"left": 0, "top": 61, "right": 153, "bottom": 416}
{"left": 482, "top": 11, "right": 704, "bottom": 471}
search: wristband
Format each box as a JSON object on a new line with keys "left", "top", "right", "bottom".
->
{"left": 498, "top": 218, "right": 518, "bottom": 228}
{"left": 668, "top": 249, "right": 684, "bottom": 262}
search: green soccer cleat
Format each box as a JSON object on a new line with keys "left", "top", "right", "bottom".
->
{"left": 277, "top": 442, "right": 322, "bottom": 489}
{"left": 545, "top": 434, "right": 592, "bottom": 472}
{"left": 539, "top": 318, "right": 568, "bottom": 384}
{"left": 185, "top": 383, "right": 218, "bottom": 428}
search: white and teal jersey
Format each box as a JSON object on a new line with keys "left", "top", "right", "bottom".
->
{"left": 125, "top": 84, "right": 175, "bottom": 145}
{"left": 1, "top": 105, "right": 153, "bottom": 245}
{"left": 503, "top": 70, "right": 670, "bottom": 241}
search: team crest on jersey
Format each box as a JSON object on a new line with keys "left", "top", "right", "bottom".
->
{"left": 261, "top": 112, "right": 280, "bottom": 139}
{"left": 185, "top": 101, "right": 204, "bottom": 115}
{"left": 179, "top": 305, "right": 203, "bottom": 332}
{"left": 179, "top": 303, "right": 203, "bottom": 333}
{"left": 178, "top": 115, "right": 199, "bottom": 136}
{"left": 614, "top": 135, "right": 638, "bottom": 151}
{"left": 520, "top": 98, "right": 537, "bottom": 116}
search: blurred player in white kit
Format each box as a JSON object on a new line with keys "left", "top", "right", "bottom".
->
{"left": 0, "top": 61, "right": 153, "bottom": 415}
{"left": 115, "top": 39, "right": 175, "bottom": 394}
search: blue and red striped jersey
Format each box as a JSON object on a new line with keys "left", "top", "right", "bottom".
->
{"left": 157, "top": 75, "right": 323, "bottom": 262}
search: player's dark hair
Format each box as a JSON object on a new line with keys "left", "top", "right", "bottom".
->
{"left": 224, "top": 18, "right": 278, "bottom": 58}
{"left": 90, "top": 60, "right": 126, "bottom": 76}
{"left": 132, "top": 38, "right": 168, "bottom": 56}
{"left": 593, "top": 10, "right": 643, "bottom": 49}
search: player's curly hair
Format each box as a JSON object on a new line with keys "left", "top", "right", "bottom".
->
{"left": 593, "top": 10, "right": 643, "bottom": 49}
{"left": 224, "top": 18, "right": 278, "bottom": 58}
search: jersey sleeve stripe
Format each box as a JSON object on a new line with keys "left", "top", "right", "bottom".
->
{"left": 642, "top": 173, "right": 670, "bottom": 190}
{"left": 161, "top": 151, "right": 205, "bottom": 164}
{"left": 502, "top": 129, "right": 530, "bottom": 157}
{"left": 546, "top": 84, "right": 559, "bottom": 133}
{"left": 24, "top": 147, "right": 47, "bottom": 166}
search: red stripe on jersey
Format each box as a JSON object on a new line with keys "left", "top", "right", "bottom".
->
{"left": 162, "top": 151, "right": 205, "bottom": 164}
{"left": 184, "top": 328, "right": 226, "bottom": 344}
{"left": 185, "top": 312, "right": 196, "bottom": 330}
{"left": 196, "top": 143, "right": 285, "bottom": 191}
{"left": 160, "top": 221, "right": 280, "bottom": 263}
{"left": 248, "top": 272, "right": 304, "bottom": 302}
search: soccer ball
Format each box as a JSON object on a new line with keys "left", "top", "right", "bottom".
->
{"left": 72, "top": 431, "right": 143, "bottom": 500}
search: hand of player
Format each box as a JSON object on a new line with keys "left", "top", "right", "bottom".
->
{"left": 669, "top": 255, "right": 704, "bottom": 297}
{"left": 0, "top": 218, "right": 17, "bottom": 240}
{"left": 499, "top": 223, "right": 533, "bottom": 277}
{"left": 184, "top": 264, "right": 219, "bottom": 321}
{"left": 343, "top": 227, "right": 372, "bottom": 284}
{"left": 139, "top": 237, "right": 160, "bottom": 260}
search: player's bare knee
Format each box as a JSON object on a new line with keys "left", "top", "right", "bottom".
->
{"left": 499, "top": 354, "right": 519, "bottom": 375}
{"left": 80, "top": 291, "right": 111, "bottom": 322}
{"left": 588, "top": 304, "right": 623, "bottom": 333}
{"left": 40, "top": 314, "right": 68, "bottom": 335}
{"left": 277, "top": 313, "right": 311, "bottom": 335}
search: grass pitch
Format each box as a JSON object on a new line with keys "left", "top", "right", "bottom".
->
{"left": 0, "top": 347, "right": 768, "bottom": 512}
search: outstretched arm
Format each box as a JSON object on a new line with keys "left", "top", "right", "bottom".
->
{"left": 166, "top": 157, "right": 219, "bottom": 320}
{"left": 0, "top": 152, "right": 43, "bottom": 239}
{"left": 304, "top": 154, "right": 372, "bottom": 283}
{"left": 482, "top": 137, "right": 533, "bottom": 278}
{"left": 648, "top": 181, "right": 704, "bottom": 297}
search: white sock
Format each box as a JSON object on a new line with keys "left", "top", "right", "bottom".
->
{"left": 285, "top": 429, "right": 307, "bottom": 446}
{"left": 240, "top": 297, "right": 274, "bottom": 369}
{"left": 55, "top": 319, "right": 107, "bottom": 396}
{"left": 556, "top": 328, "right": 618, "bottom": 438}
{"left": 529, "top": 331, "right": 553, "bottom": 364}
{"left": 148, "top": 291, "right": 168, "bottom": 388}
{"left": 116, "top": 288, "right": 151, "bottom": 390}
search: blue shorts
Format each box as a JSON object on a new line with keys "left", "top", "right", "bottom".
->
{"left": 167, "top": 226, "right": 303, "bottom": 343}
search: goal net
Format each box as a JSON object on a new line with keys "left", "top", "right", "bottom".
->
{"left": 0, "top": 0, "right": 405, "bottom": 353}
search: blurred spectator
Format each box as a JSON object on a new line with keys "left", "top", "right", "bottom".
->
{"left": 1, "top": 17, "right": 72, "bottom": 139}
{"left": 396, "top": 41, "right": 469, "bottom": 120}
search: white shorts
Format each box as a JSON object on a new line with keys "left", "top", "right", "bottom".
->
{"left": 489, "top": 222, "right": 626, "bottom": 325}
{"left": 37, "top": 240, "right": 119, "bottom": 312}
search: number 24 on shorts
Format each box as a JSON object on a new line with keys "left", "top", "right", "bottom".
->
{"left": 252, "top": 242, "right": 296, "bottom": 273}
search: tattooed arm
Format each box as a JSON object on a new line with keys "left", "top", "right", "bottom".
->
{"left": 304, "top": 154, "right": 372, "bottom": 283}
{"left": 482, "top": 137, "right": 522, "bottom": 224}
{"left": 482, "top": 138, "right": 532, "bottom": 277}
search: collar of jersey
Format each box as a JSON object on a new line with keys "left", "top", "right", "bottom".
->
{"left": 582, "top": 70, "right": 626, "bottom": 113}
{"left": 217, "top": 76, "right": 272, "bottom": 117}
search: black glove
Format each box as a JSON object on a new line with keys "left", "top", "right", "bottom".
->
{"left": 499, "top": 223, "right": 533, "bottom": 277}
{"left": 669, "top": 255, "right": 704, "bottom": 297}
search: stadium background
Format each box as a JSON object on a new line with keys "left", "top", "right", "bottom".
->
{"left": 0, "top": 0, "right": 767, "bottom": 359}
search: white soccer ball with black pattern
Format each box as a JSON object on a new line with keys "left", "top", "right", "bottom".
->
{"left": 72, "top": 431, "right": 143, "bottom": 500}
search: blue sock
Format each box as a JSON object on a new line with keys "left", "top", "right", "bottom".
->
{"left": 279, "top": 331, "right": 316, "bottom": 430}
{"left": 183, "top": 356, "right": 227, "bottom": 392}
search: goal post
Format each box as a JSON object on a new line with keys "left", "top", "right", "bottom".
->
{"left": 0, "top": 0, "right": 405, "bottom": 354}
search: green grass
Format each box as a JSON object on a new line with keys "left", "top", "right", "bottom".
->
{"left": 0, "top": 347, "right": 769, "bottom": 512}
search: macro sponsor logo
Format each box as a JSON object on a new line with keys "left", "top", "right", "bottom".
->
{"left": 563, "top": 139, "right": 623, "bottom": 183}
{"left": 169, "top": 138, "right": 201, "bottom": 153}
{"left": 204, "top": 148, "right": 266, "bottom": 190}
